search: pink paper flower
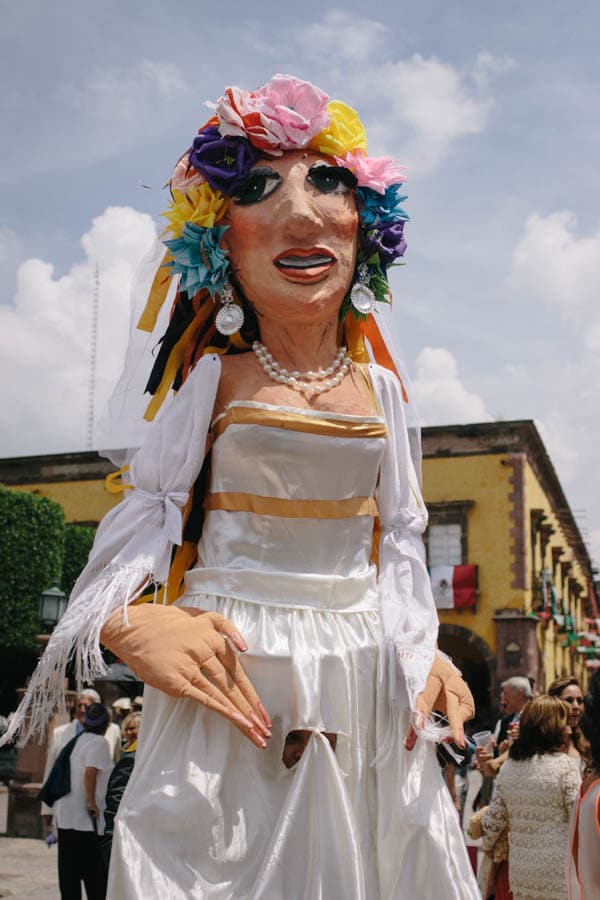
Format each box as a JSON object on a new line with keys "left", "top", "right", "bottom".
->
{"left": 334, "top": 150, "right": 407, "bottom": 195}
{"left": 216, "top": 75, "right": 330, "bottom": 154}
{"left": 170, "top": 152, "right": 206, "bottom": 192}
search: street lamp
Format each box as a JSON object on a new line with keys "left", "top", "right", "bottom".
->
{"left": 39, "top": 581, "right": 67, "bottom": 632}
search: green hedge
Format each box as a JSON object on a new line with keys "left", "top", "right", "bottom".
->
{"left": 62, "top": 524, "right": 95, "bottom": 596}
{"left": 0, "top": 486, "right": 65, "bottom": 651}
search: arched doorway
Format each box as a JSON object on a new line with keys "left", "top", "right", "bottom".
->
{"left": 438, "top": 624, "right": 496, "bottom": 731}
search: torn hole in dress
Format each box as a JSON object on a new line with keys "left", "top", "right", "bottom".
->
{"left": 282, "top": 730, "right": 338, "bottom": 769}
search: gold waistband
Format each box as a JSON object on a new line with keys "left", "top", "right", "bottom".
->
{"left": 212, "top": 405, "right": 388, "bottom": 440}
{"left": 204, "top": 491, "right": 379, "bottom": 519}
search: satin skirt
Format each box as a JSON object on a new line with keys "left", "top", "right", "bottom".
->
{"left": 107, "top": 574, "right": 479, "bottom": 899}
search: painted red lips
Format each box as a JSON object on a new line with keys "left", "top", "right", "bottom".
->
{"left": 273, "top": 247, "right": 337, "bottom": 281}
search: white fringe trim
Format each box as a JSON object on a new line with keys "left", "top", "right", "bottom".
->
{"left": 0, "top": 565, "right": 149, "bottom": 748}
{"left": 372, "top": 640, "right": 453, "bottom": 767}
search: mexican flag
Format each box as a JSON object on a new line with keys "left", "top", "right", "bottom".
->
{"left": 430, "top": 565, "right": 477, "bottom": 609}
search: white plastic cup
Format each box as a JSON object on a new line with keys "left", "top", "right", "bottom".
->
{"left": 472, "top": 730, "right": 493, "bottom": 751}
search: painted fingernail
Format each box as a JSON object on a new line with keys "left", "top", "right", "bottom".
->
{"left": 257, "top": 701, "right": 272, "bottom": 729}
{"left": 249, "top": 728, "right": 267, "bottom": 749}
{"left": 250, "top": 712, "right": 271, "bottom": 739}
{"left": 404, "top": 731, "right": 416, "bottom": 751}
{"left": 232, "top": 631, "right": 247, "bottom": 652}
{"left": 252, "top": 709, "right": 271, "bottom": 736}
{"left": 234, "top": 713, "right": 254, "bottom": 730}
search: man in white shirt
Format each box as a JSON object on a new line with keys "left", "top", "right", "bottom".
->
{"left": 41, "top": 689, "right": 121, "bottom": 838}
{"left": 53, "top": 703, "right": 114, "bottom": 900}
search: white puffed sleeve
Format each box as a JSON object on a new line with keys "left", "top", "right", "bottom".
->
{"left": 3, "top": 354, "right": 221, "bottom": 746}
{"left": 370, "top": 363, "right": 438, "bottom": 712}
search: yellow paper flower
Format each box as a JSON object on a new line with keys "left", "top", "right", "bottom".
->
{"left": 163, "top": 184, "right": 228, "bottom": 238}
{"left": 308, "top": 100, "right": 368, "bottom": 156}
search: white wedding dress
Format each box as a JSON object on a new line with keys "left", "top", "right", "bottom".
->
{"left": 105, "top": 385, "right": 479, "bottom": 898}
{"left": 3, "top": 354, "right": 478, "bottom": 898}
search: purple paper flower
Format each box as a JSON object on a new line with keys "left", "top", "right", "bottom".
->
{"left": 363, "top": 220, "right": 407, "bottom": 265}
{"left": 189, "top": 126, "right": 259, "bottom": 194}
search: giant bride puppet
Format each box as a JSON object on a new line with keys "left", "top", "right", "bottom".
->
{"left": 7, "top": 76, "right": 479, "bottom": 898}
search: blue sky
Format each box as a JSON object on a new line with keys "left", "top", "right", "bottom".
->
{"left": 1, "top": 1, "right": 599, "bottom": 565}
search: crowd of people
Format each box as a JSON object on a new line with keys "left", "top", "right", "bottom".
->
{"left": 39, "top": 669, "right": 600, "bottom": 900}
{"left": 40, "top": 691, "right": 142, "bottom": 899}
{"left": 468, "top": 671, "right": 600, "bottom": 900}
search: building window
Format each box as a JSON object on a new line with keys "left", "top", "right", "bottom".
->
{"left": 504, "top": 640, "right": 523, "bottom": 669}
{"left": 428, "top": 523, "right": 462, "bottom": 567}
{"left": 424, "top": 500, "right": 474, "bottom": 566}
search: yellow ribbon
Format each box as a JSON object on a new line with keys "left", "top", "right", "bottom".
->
{"left": 212, "top": 405, "right": 387, "bottom": 439}
{"left": 204, "top": 491, "right": 379, "bottom": 519}
{"left": 105, "top": 466, "right": 133, "bottom": 494}
{"left": 136, "top": 251, "right": 173, "bottom": 333}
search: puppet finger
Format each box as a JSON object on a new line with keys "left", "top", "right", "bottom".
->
{"left": 213, "top": 640, "right": 271, "bottom": 729}
{"left": 215, "top": 617, "right": 249, "bottom": 653}
{"left": 185, "top": 671, "right": 267, "bottom": 749}
{"left": 404, "top": 726, "right": 418, "bottom": 751}
{"left": 444, "top": 691, "right": 466, "bottom": 748}
{"left": 201, "top": 654, "right": 271, "bottom": 739}
{"left": 180, "top": 608, "right": 248, "bottom": 654}
{"left": 404, "top": 709, "right": 427, "bottom": 752}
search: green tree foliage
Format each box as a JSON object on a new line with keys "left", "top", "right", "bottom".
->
{"left": 0, "top": 486, "right": 64, "bottom": 651}
{"left": 62, "top": 524, "right": 95, "bottom": 596}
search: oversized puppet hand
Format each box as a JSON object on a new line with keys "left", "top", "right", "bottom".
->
{"left": 100, "top": 604, "right": 271, "bottom": 748}
{"left": 405, "top": 653, "right": 474, "bottom": 751}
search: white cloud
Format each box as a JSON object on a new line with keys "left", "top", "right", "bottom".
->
{"left": 287, "top": 13, "right": 502, "bottom": 172}
{"left": 66, "top": 60, "right": 188, "bottom": 122}
{"left": 60, "top": 60, "right": 189, "bottom": 169}
{"left": 0, "top": 207, "right": 156, "bottom": 456}
{"left": 0, "top": 226, "right": 21, "bottom": 265}
{"left": 0, "top": 227, "right": 23, "bottom": 292}
{"left": 296, "top": 10, "right": 389, "bottom": 64}
{"left": 511, "top": 211, "right": 600, "bottom": 325}
{"left": 371, "top": 55, "right": 491, "bottom": 170}
{"left": 509, "top": 211, "right": 600, "bottom": 416}
{"left": 536, "top": 412, "right": 583, "bottom": 485}
{"left": 590, "top": 529, "right": 600, "bottom": 571}
{"left": 1, "top": 60, "right": 189, "bottom": 182}
{"left": 412, "top": 346, "right": 492, "bottom": 425}
{"left": 472, "top": 51, "right": 515, "bottom": 89}
{"left": 336, "top": 50, "right": 496, "bottom": 171}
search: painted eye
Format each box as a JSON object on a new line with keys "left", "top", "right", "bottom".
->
{"left": 307, "top": 163, "right": 357, "bottom": 195}
{"left": 233, "top": 167, "right": 282, "bottom": 205}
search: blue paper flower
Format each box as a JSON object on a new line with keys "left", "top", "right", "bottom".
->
{"left": 164, "top": 223, "right": 230, "bottom": 297}
{"left": 357, "top": 184, "right": 409, "bottom": 227}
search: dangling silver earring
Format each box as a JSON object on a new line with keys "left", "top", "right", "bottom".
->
{"left": 349, "top": 264, "right": 376, "bottom": 314}
{"left": 215, "top": 278, "right": 245, "bottom": 335}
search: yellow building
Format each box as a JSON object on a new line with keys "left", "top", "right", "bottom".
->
{"left": 2, "top": 419, "right": 597, "bottom": 728}
{"left": 1, "top": 452, "right": 119, "bottom": 525}
{"left": 421, "top": 419, "right": 598, "bottom": 725}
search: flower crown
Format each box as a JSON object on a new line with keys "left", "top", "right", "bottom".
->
{"left": 161, "top": 74, "right": 408, "bottom": 321}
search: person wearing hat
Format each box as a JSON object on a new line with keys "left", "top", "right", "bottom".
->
{"left": 111, "top": 696, "right": 132, "bottom": 726}
{"left": 53, "top": 702, "right": 114, "bottom": 900}
{"left": 41, "top": 689, "right": 121, "bottom": 843}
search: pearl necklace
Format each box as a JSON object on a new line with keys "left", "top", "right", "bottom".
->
{"left": 252, "top": 341, "right": 351, "bottom": 397}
